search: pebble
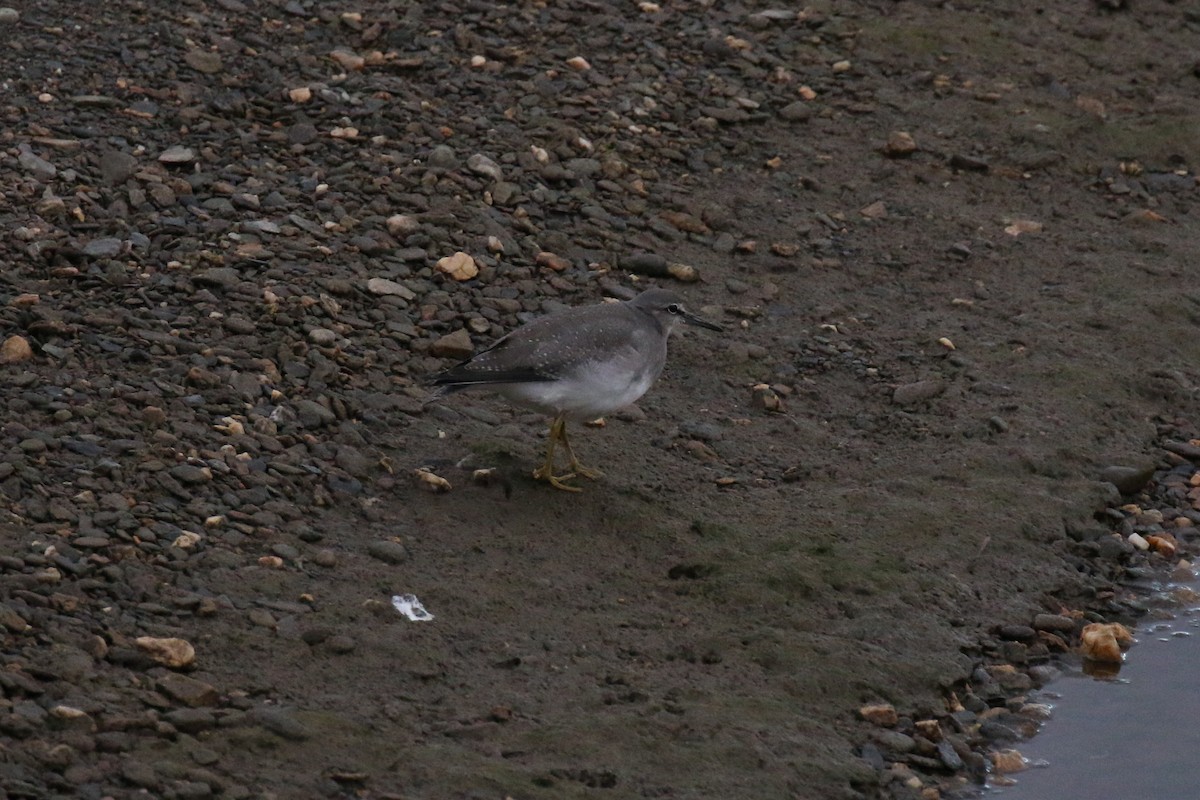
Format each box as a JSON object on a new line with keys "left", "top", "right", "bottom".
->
{"left": 884, "top": 131, "right": 918, "bottom": 157}
{"left": 82, "top": 238, "right": 124, "bottom": 258}
{"left": 171, "top": 464, "right": 211, "bottom": 485}
{"left": 991, "top": 749, "right": 1026, "bottom": 773}
{"left": 426, "top": 144, "right": 458, "bottom": 169}
{"left": 294, "top": 399, "right": 336, "bottom": 428}
{"left": 873, "top": 730, "right": 915, "bottom": 752}
{"left": 17, "top": 146, "right": 56, "bottom": 179}
{"left": 366, "top": 277, "right": 416, "bottom": 300}
{"left": 0, "top": 7, "right": 18, "bottom": 23}
{"left": 859, "top": 703, "right": 898, "bottom": 727}
{"left": 164, "top": 708, "right": 217, "bottom": 733}
{"left": 1031, "top": 613, "right": 1075, "bottom": 633}
{"left": 159, "top": 145, "right": 196, "bottom": 164}
{"left": 430, "top": 329, "right": 474, "bottom": 360}
{"left": 0, "top": 335, "right": 33, "bottom": 364}
{"left": 778, "top": 101, "right": 812, "bottom": 121}
{"left": 135, "top": 636, "right": 196, "bottom": 668}
{"left": 436, "top": 252, "right": 479, "bottom": 281}
{"left": 892, "top": 380, "right": 947, "bottom": 406}
{"left": 1099, "top": 464, "right": 1154, "bottom": 495}
{"left": 937, "top": 740, "right": 964, "bottom": 771}
{"left": 184, "top": 50, "right": 223, "bottom": 74}
{"left": 997, "top": 624, "right": 1036, "bottom": 642}
{"left": 678, "top": 420, "right": 723, "bottom": 442}
{"left": 251, "top": 707, "right": 311, "bottom": 741}
{"left": 308, "top": 328, "right": 338, "bottom": 346}
{"left": 157, "top": 673, "right": 219, "bottom": 707}
{"left": 366, "top": 540, "right": 409, "bottom": 565}
{"left": 99, "top": 150, "right": 138, "bottom": 184}
{"left": 466, "top": 153, "right": 503, "bottom": 181}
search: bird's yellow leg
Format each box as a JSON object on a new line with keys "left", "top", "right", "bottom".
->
{"left": 531, "top": 414, "right": 582, "bottom": 492}
{"left": 558, "top": 420, "right": 603, "bottom": 480}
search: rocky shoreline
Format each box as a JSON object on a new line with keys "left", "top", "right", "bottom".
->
{"left": 861, "top": 423, "right": 1200, "bottom": 799}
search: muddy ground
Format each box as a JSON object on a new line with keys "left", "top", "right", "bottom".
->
{"left": 0, "top": 0, "right": 1198, "bottom": 798}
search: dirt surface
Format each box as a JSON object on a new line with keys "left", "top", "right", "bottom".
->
{"left": 1, "top": 1, "right": 1199, "bottom": 798}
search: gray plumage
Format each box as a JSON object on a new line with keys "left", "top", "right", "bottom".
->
{"left": 428, "top": 288, "right": 721, "bottom": 420}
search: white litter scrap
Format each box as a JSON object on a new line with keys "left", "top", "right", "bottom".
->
{"left": 391, "top": 594, "right": 434, "bottom": 622}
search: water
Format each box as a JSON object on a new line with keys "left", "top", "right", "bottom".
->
{"left": 988, "top": 578, "right": 1200, "bottom": 800}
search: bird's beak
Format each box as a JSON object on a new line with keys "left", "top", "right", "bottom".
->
{"left": 681, "top": 309, "right": 723, "bottom": 332}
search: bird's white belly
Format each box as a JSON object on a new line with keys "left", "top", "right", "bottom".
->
{"left": 500, "top": 353, "right": 659, "bottom": 419}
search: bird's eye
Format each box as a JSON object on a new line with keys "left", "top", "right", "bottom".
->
{"left": 666, "top": 303, "right": 682, "bottom": 314}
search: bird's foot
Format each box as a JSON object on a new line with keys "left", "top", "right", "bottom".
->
{"left": 567, "top": 461, "right": 604, "bottom": 480}
{"left": 531, "top": 464, "right": 583, "bottom": 492}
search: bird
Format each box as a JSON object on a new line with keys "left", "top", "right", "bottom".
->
{"left": 427, "top": 287, "right": 723, "bottom": 491}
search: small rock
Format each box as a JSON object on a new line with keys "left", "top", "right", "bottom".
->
{"left": 778, "top": 101, "right": 812, "bottom": 121}
{"left": 294, "top": 400, "right": 336, "bottom": 428}
{"left": 997, "top": 624, "right": 1036, "bottom": 641}
{"left": 135, "top": 637, "right": 196, "bottom": 669}
{"left": 1163, "top": 440, "right": 1200, "bottom": 461}
{"left": 1080, "top": 622, "right": 1132, "bottom": 663}
{"left": 156, "top": 673, "right": 219, "bottom": 707}
{"left": 535, "top": 251, "right": 571, "bottom": 271}
{"left": 0, "top": 7, "right": 19, "bottom": 24}
{"left": 430, "top": 329, "right": 474, "bottom": 360}
{"left": 82, "top": 238, "right": 124, "bottom": 258}
{"left": 385, "top": 214, "right": 421, "bottom": 237}
{"left": 329, "top": 47, "right": 365, "bottom": 71}
{"left": 436, "top": 252, "right": 479, "bottom": 281}
{"left": 937, "top": 740, "right": 964, "bottom": 771}
{"left": 366, "top": 277, "right": 416, "bottom": 300}
{"left": 163, "top": 708, "right": 216, "bottom": 734}
{"left": 194, "top": 267, "right": 239, "bottom": 288}
{"left": 99, "top": 150, "right": 138, "bottom": 184}
{"left": 18, "top": 147, "right": 56, "bottom": 179}
{"left": 991, "top": 749, "right": 1026, "bottom": 774}
{"left": 883, "top": 131, "right": 917, "bottom": 157}
{"left": 752, "top": 383, "right": 785, "bottom": 412}
{"left": 859, "top": 703, "right": 898, "bottom": 727}
{"left": 308, "top": 328, "right": 338, "bottom": 346}
{"left": 1099, "top": 464, "right": 1154, "bottom": 495}
{"left": 159, "top": 145, "right": 196, "bottom": 164}
{"left": 679, "top": 420, "right": 723, "bottom": 442}
{"left": 872, "top": 730, "right": 915, "bottom": 753}
{"left": 0, "top": 335, "right": 33, "bottom": 364}
{"left": 466, "top": 153, "right": 503, "bottom": 181}
{"left": 170, "top": 464, "right": 211, "bottom": 485}
{"left": 1097, "top": 534, "right": 1134, "bottom": 560}
{"left": 0, "top": 603, "right": 30, "bottom": 632}
{"left": 366, "top": 540, "right": 408, "bottom": 565}
{"left": 334, "top": 446, "right": 372, "bottom": 477}
{"left": 122, "top": 760, "right": 160, "bottom": 789}
{"left": 1031, "top": 614, "right": 1075, "bottom": 633}
{"left": 252, "top": 707, "right": 310, "bottom": 741}
{"left": 892, "top": 379, "right": 946, "bottom": 406}
{"left": 426, "top": 144, "right": 458, "bottom": 169}
{"left": 184, "top": 50, "right": 223, "bottom": 74}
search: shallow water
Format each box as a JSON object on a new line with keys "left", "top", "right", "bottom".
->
{"left": 989, "top": 579, "right": 1200, "bottom": 800}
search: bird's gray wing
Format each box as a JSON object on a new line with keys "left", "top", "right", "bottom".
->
{"left": 427, "top": 303, "right": 640, "bottom": 389}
